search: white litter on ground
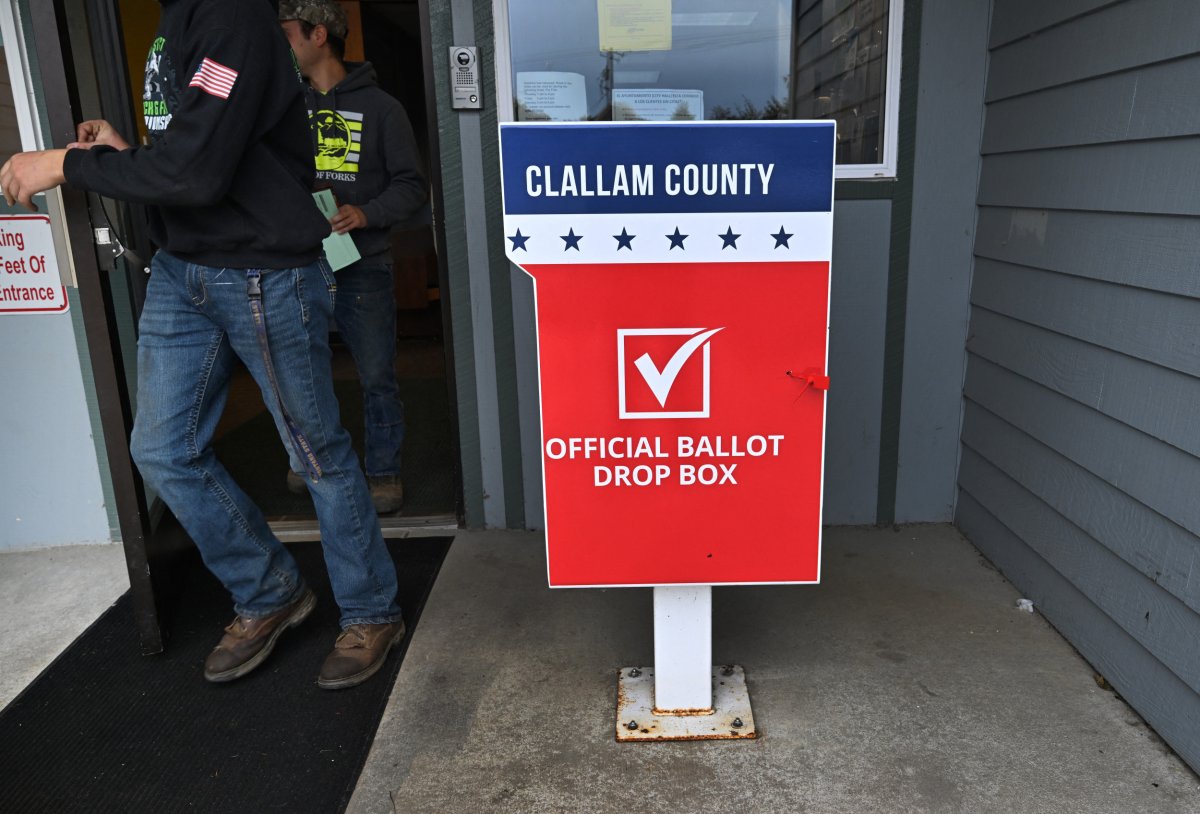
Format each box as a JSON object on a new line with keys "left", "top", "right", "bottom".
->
{"left": 1016, "top": 598, "right": 1035, "bottom": 613}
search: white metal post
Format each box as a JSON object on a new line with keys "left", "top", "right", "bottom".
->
{"left": 652, "top": 585, "right": 712, "bottom": 713}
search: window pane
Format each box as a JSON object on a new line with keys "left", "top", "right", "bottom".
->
{"left": 507, "top": 0, "right": 891, "bottom": 167}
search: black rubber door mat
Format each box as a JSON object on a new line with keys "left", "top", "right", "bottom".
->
{"left": 0, "top": 537, "right": 451, "bottom": 814}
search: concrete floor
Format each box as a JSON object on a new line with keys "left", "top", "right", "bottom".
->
{"left": 0, "top": 543, "right": 129, "bottom": 709}
{"left": 348, "top": 525, "right": 1200, "bottom": 814}
{"left": 4, "top": 528, "right": 1198, "bottom": 812}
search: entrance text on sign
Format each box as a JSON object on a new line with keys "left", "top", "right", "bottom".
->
{"left": 0, "top": 285, "right": 57, "bottom": 302}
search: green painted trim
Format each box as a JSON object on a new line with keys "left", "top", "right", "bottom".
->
{"left": 474, "top": 0, "right": 525, "bottom": 529}
{"left": 429, "top": 0, "right": 485, "bottom": 528}
{"left": 836, "top": 179, "right": 896, "bottom": 200}
{"left": 875, "top": 0, "right": 922, "bottom": 526}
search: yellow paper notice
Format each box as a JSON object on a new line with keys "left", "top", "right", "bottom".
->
{"left": 598, "top": 0, "right": 672, "bottom": 52}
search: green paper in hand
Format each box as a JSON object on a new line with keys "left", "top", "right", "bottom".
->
{"left": 313, "top": 189, "right": 361, "bottom": 271}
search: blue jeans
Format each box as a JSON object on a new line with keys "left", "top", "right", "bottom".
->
{"left": 334, "top": 259, "right": 405, "bottom": 477}
{"left": 130, "top": 251, "right": 402, "bottom": 627}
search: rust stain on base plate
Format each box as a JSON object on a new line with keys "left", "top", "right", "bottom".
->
{"left": 615, "top": 665, "right": 758, "bottom": 742}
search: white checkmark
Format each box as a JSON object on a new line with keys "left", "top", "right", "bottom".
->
{"left": 634, "top": 328, "right": 723, "bottom": 407}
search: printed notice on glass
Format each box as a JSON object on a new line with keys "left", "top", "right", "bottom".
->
{"left": 517, "top": 72, "right": 588, "bottom": 121}
{"left": 612, "top": 89, "right": 703, "bottom": 121}
{"left": 0, "top": 215, "right": 69, "bottom": 315}
{"left": 598, "top": 0, "right": 672, "bottom": 52}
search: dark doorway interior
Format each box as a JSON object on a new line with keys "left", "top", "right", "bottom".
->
{"left": 54, "top": 0, "right": 458, "bottom": 650}
{"left": 110, "top": 0, "right": 461, "bottom": 532}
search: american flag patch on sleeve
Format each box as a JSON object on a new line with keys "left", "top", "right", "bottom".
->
{"left": 189, "top": 58, "right": 238, "bottom": 99}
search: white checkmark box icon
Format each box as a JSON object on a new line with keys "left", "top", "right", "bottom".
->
{"left": 618, "top": 327, "right": 723, "bottom": 419}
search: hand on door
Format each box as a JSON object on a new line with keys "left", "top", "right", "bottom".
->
{"left": 0, "top": 149, "right": 67, "bottom": 211}
{"left": 70, "top": 119, "right": 131, "bottom": 151}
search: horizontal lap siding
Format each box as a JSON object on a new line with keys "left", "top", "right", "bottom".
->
{"left": 985, "top": 0, "right": 1200, "bottom": 101}
{"left": 982, "top": 59, "right": 1200, "bottom": 153}
{"left": 988, "top": 0, "right": 1120, "bottom": 48}
{"left": 957, "top": 493, "right": 1200, "bottom": 770}
{"left": 971, "top": 261, "right": 1200, "bottom": 376}
{"left": 967, "top": 309, "right": 1200, "bottom": 459}
{"left": 961, "top": 400, "right": 1199, "bottom": 615}
{"left": 974, "top": 208, "right": 1200, "bottom": 298}
{"left": 964, "top": 357, "right": 1200, "bottom": 538}
{"left": 978, "top": 139, "right": 1200, "bottom": 216}
{"left": 959, "top": 444, "right": 1200, "bottom": 695}
{"left": 959, "top": 0, "right": 1200, "bottom": 770}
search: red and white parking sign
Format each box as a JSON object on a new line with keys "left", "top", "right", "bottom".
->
{"left": 500, "top": 121, "right": 835, "bottom": 587}
{"left": 0, "top": 215, "right": 69, "bottom": 315}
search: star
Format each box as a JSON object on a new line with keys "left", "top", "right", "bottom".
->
{"left": 771, "top": 226, "right": 793, "bottom": 249}
{"left": 666, "top": 227, "right": 688, "bottom": 250}
{"left": 719, "top": 227, "right": 741, "bottom": 249}
{"left": 613, "top": 228, "right": 635, "bottom": 251}
{"left": 508, "top": 229, "right": 530, "bottom": 251}
{"left": 560, "top": 228, "right": 582, "bottom": 251}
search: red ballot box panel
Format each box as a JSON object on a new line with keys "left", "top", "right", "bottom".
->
{"left": 527, "top": 262, "right": 829, "bottom": 587}
{"left": 500, "top": 121, "right": 836, "bottom": 588}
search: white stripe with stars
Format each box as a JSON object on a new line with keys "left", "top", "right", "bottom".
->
{"left": 502, "top": 212, "right": 832, "bottom": 265}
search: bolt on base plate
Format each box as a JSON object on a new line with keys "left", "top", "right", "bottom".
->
{"left": 615, "top": 665, "right": 757, "bottom": 742}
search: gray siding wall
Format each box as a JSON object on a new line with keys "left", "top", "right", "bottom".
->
{"left": 957, "top": 0, "right": 1200, "bottom": 771}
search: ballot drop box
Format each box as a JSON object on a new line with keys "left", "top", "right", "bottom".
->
{"left": 500, "top": 121, "right": 835, "bottom": 740}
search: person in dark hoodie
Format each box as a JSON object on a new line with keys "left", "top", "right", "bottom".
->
{"left": 0, "top": 0, "right": 406, "bottom": 691}
{"left": 278, "top": 0, "right": 427, "bottom": 515}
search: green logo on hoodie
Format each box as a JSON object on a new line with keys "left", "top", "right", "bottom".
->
{"left": 143, "top": 36, "right": 177, "bottom": 135}
{"left": 312, "top": 109, "right": 361, "bottom": 173}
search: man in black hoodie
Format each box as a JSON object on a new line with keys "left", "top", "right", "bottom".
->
{"left": 278, "top": 0, "right": 427, "bottom": 515}
{"left": 0, "top": 0, "right": 405, "bottom": 691}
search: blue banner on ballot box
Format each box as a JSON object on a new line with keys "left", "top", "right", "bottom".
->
{"left": 500, "top": 122, "right": 834, "bottom": 216}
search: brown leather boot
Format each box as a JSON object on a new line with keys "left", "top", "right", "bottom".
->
{"left": 317, "top": 619, "right": 407, "bottom": 690}
{"left": 368, "top": 476, "right": 404, "bottom": 514}
{"left": 203, "top": 588, "right": 316, "bottom": 683}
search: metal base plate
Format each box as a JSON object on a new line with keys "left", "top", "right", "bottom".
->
{"left": 615, "top": 666, "right": 757, "bottom": 741}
